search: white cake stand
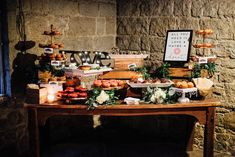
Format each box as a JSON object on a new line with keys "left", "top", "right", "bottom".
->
{"left": 171, "top": 87, "right": 198, "bottom": 103}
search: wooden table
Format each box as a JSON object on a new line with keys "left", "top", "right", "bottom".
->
{"left": 24, "top": 98, "right": 220, "bottom": 157}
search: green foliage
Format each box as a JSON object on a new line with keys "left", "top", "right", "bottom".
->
{"left": 37, "top": 63, "right": 53, "bottom": 72}
{"left": 86, "top": 88, "right": 119, "bottom": 110}
{"left": 191, "top": 63, "right": 201, "bottom": 78}
{"left": 53, "top": 68, "right": 65, "bottom": 77}
{"left": 204, "top": 62, "right": 216, "bottom": 77}
{"left": 130, "top": 67, "right": 150, "bottom": 79}
{"left": 192, "top": 62, "right": 216, "bottom": 78}
{"left": 37, "top": 63, "right": 65, "bottom": 77}
{"left": 155, "top": 62, "right": 171, "bottom": 78}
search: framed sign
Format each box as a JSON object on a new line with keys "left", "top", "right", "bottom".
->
{"left": 163, "top": 30, "right": 193, "bottom": 63}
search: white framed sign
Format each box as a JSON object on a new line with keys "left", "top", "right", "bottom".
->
{"left": 163, "top": 30, "right": 193, "bottom": 62}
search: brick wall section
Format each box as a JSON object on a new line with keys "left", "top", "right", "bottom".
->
{"left": 117, "top": 0, "right": 235, "bottom": 154}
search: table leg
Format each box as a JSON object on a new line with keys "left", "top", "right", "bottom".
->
{"left": 204, "top": 107, "right": 215, "bottom": 157}
{"left": 28, "top": 108, "right": 40, "bottom": 157}
{"left": 187, "top": 118, "right": 196, "bottom": 151}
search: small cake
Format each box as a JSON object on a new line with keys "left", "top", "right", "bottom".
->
{"left": 79, "top": 65, "right": 91, "bottom": 71}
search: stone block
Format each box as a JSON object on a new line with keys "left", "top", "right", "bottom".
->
{"left": 79, "top": 1, "right": 99, "bottom": 17}
{"left": 219, "top": 68, "right": 235, "bottom": 83}
{"left": 93, "top": 36, "right": 115, "bottom": 51}
{"left": 141, "top": 36, "right": 150, "bottom": 51}
{"left": 129, "top": 0, "right": 141, "bottom": 16}
{"left": 218, "top": 0, "right": 235, "bottom": 18}
{"left": 116, "top": 36, "right": 130, "bottom": 50}
{"left": 150, "top": 17, "right": 177, "bottom": 37}
{"left": 224, "top": 83, "right": 235, "bottom": 104}
{"left": 150, "top": 0, "right": 174, "bottom": 16}
{"left": 22, "top": 0, "right": 31, "bottom": 13}
{"left": 224, "top": 112, "right": 235, "bottom": 131}
{"left": 203, "top": 0, "right": 219, "bottom": 18}
{"left": 215, "top": 133, "right": 231, "bottom": 151}
{"left": 95, "top": 0, "right": 115, "bottom": 3}
{"left": 213, "top": 83, "right": 226, "bottom": 99}
{"left": 48, "top": 0, "right": 79, "bottom": 16}
{"left": 139, "top": 1, "right": 151, "bottom": 16}
{"left": 149, "top": 37, "right": 165, "bottom": 52}
{"left": 31, "top": 0, "right": 44, "bottom": 14}
{"left": 177, "top": 17, "right": 200, "bottom": 30}
{"left": 63, "top": 37, "right": 93, "bottom": 51}
{"left": 68, "top": 17, "right": 96, "bottom": 36}
{"left": 199, "top": 18, "right": 235, "bottom": 40}
{"left": 117, "top": 0, "right": 131, "bottom": 16}
{"left": 117, "top": 18, "right": 126, "bottom": 35}
{"left": 24, "top": 15, "right": 49, "bottom": 41}
{"left": 230, "top": 51, "right": 235, "bottom": 59}
{"left": 117, "top": 17, "right": 149, "bottom": 35}
{"left": 192, "top": 0, "right": 203, "bottom": 17}
{"left": 149, "top": 51, "right": 164, "bottom": 63}
{"left": 99, "top": 3, "right": 116, "bottom": 17}
{"left": 96, "top": 18, "right": 106, "bottom": 35}
{"left": 174, "top": 0, "right": 191, "bottom": 17}
{"left": 215, "top": 40, "right": 235, "bottom": 58}
{"left": 106, "top": 17, "right": 116, "bottom": 35}
{"left": 128, "top": 36, "right": 141, "bottom": 51}
{"left": 221, "top": 58, "right": 235, "bottom": 69}
{"left": 216, "top": 113, "right": 225, "bottom": 127}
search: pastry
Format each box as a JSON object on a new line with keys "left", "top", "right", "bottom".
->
{"left": 187, "top": 82, "right": 194, "bottom": 88}
{"left": 79, "top": 65, "right": 91, "bottom": 71}
{"left": 204, "top": 29, "right": 213, "bottom": 35}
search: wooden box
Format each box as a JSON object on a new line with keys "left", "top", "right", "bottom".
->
{"left": 110, "top": 54, "right": 148, "bottom": 70}
{"left": 25, "top": 87, "right": 48, "bottom": 104}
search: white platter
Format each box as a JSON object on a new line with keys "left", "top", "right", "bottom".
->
{"left": 64, "top": 67, "right": 112, "bottom": 77}
{"left": 126, "top": 80, "right": 174, "bottom": 88}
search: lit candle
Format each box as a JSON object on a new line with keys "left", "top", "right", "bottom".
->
{"left": 47, "top": 94, "right": 55, "bottom": 103}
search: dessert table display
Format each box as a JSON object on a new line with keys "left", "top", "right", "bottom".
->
{"left": 24, "top": 29, "right": 220, "bottom": 157}
{"left": 25, "top": 98, "right": 220, "bottom": 157}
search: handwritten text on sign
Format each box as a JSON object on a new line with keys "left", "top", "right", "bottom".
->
{"left": 164, "top": 31, "right": 191, "bottom": 61}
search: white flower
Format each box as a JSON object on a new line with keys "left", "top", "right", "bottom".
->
{"left": 168, "top": 88, "right": 175, "bottom": 96}
{"left": 96, "top": 90, "right": 110, "bottom": 104}
{"left": 150, "top": 94, "right": 156, "bottom": 103}
{"left": 152, "top": 88, "right": 166, "bottom": 104}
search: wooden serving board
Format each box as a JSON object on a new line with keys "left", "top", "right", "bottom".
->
{"left": 99, "top": 71, "right": 139, "bottom": 79}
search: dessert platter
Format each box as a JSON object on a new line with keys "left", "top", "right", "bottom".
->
{"left": 64, "top": 65, "right": 112, "bottom": 77}
{"left": 93, "top": 79, "right": 125, "bottom": 90}
{"left": 126, "top": 78, "right": 174, "bottom": 88}
{"left": 171, "top": 81, "right": 197, "bottom": 103}
{"left": 57, "top": 86, "right": 88, "bottom": 103}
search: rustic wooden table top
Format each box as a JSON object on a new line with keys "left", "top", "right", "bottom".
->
{"left": 24, "top": 98, "right": 220, "bottom": 109}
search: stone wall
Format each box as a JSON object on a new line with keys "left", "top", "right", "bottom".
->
{"left": 1, "top": 0, "right": 235, "bottom": 156}
{"left": 8, "top": 0, "right": 116, "bottom": 72}
{"left": 0, "top": 0, "right": 116, "bottom": 155}
{"left": 117, "top": 0, "right": 235, "bottom": 155}
{"left": 0, "top": 97, "right": 28, "bottom": 156}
